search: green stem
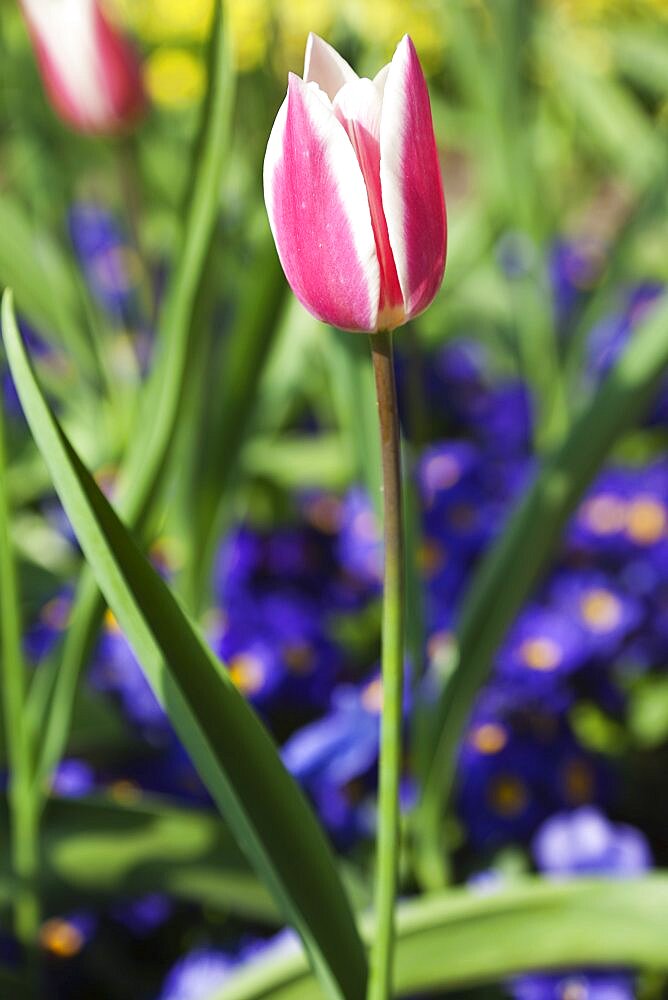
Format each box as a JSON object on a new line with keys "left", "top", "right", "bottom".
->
{"left": 367, "top": 329, "right": 405, "bottom": 1000}
{"left": 0, "top": 396, "right": 40, "bottom": 948}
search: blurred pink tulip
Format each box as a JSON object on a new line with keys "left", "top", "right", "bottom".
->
{"left": 264, "top": 34, "right": 446, "bottom": 333}
{"left": 20, "top": 0, "right": 145, "bottom": 135}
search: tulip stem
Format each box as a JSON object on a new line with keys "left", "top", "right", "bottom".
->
{"left": 368, "top": 329, "right": 404, "bottom": 1000}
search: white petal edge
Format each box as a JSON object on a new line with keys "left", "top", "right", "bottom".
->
{"left": 378, "top": 36, "right": 412, "bottom": 311}
{"left": 303, "top": 32, "right": 358, "bottom": 102}
{"left": 263, "top": 74, "right": 380, "bottom": 331}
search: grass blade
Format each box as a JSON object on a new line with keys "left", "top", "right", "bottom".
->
{"left": 2, "top": 290, "right": 368, "bottom": 1000}
{"left": 0, "top": 380, "right": 40, "bottom": 944}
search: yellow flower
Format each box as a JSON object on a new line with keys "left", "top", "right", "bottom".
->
{"left": 227, "top": 0, "right": 271, "bottom": 72}
{"left": 272, "top": 0, "right": 336, "bottom": 69}
{"left": 107, "top": 0, "right": 214, "bottom": 41}
{"left": 143, "top": 48, "right": 207, "bottom": 108}
{"left": 341, "top": 0, "right": 445, "bottom": 70}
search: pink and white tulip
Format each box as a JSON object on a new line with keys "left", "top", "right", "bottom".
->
{"left": 20, "top": 0, "right": 145, "bottom": 135}
{"left": 264, "top": 34, "right": 446, "bottom": 333}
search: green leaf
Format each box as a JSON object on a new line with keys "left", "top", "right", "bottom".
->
{"left": 38, "top": 795, "right": 279, "bottom": 921}
{"left": 1, "top": 290, "right": 367, "bottom": 1000}
{"left": 189, "top": 222, "right": 287, "bottom": 607}
{"left": 628, "top": 675, "right": 668, "bottom": 748}
{"left": 414, "top": 293, "right": 668, "bottom": 889}
{"left": 33, "top": 795, "right": 370, "bottom": 922}
{"left": 609, "top": 25, "right": 668, "bottom": 97}
{"left": 242, "top": 433, "right": 353, "bottom": 490}
{"left": 544, "top": 35, "right": 663, "bottom": 187}
{"left": 218, "top": 877, "right": 668, "bottom": 1000}
{"left": 0, "top": 198, "right": 97, "bottom": 377}
{"left": 325, "top": 329, "right": 381, "bottom": 515}
{"left": 0, "top": 349, "right": 41, "bottom": 943}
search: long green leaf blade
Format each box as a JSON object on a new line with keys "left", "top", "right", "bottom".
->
{"left": 219, "top": 876, "right": 668, "bottom": 1000}
{"left": 0, "top": 361, "right": 40, "bottom": 942}
{"left": 1, "top": 290, "right": 368, "bottom": 1000}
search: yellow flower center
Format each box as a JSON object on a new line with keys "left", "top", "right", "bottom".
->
{"left": 362, "top": 677, "right": 383, "bottom": 714}
{"left": 625, "top": 496, "right": 667, "bottom": 545}
{"left": 228, "top": 653, "right": 265, "bottom": 695}
{"left": 283, "top": 643, "right": 314, "bottom": 675}
{"left": 578, "top": 494, "right": 627, "bottom": 536}
{"left": 562, "top": 759, "right": 594, "bottom": 804}
{"left": 580, "top": 588, "right": 622, "bottom": 631}
{"left": 519, "top": 637, "right": 562, "bottom": 671}
{"left": 417, "top": 539, "right": 446, "bottom": 577}
{"left": 39, "top": 919, "right": 84, "bottom": 958}
{"left": 469, "top": 723, "right": 508, "bottom": 755}
{"left": 487, "top": 775, "right": 527, "bottom": 817}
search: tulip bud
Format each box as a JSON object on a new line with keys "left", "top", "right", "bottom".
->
{"left": 20, "top": 0, "right": 145, "bottom": 135}
{"left": 264, "top": 34, "right": 446, "bottom": 333}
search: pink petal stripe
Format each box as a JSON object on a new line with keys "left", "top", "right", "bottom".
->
{"left": 380, "top": 36, "right": 446, "bottom": 320}
{"left": 93, "top": 3, "right": 144, "bottom": 127}
{"left": 334, "top": 79, "right": 404, "bottom": 328}
{"left": 264, "top": 74, "right": 380, "bottom": 332}
{"left": 303, "top": 33, "right": 358, "bottom": 102}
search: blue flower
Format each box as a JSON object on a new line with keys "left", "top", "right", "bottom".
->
{"left": 158, "top": 948, "right": 233, "bottom": 1000}
{"left": 586, "top": 285, "right": 663, "bottom": 383}
{"left": 417, "top": 441, "right": 481, "bottom": 511}
{"left": 212, "top": 623, "right": 284, "bottom": 708}
{"left": 69, "top": 203, "right": 142, "bottom": 321}
{"left": 532, "top": 806, "right": 652, "bottom": 878}
{"left": 24, "top": 591, "right": 72, "bottom": 664}
{"left": 282, "top": 672, "right": 410, "bottom": 845}
{"left": 52, "top": 759, "right": 96, "bottom": 799}
{"left": 496, "top": 606, "right": 590, "bottom": 696}
{"left": 214, "top": 526, "right": 265, "bottom": 605}
{"left": 458, "top": 696, "right": 611, "bottom": 849}
{"left": 569, "top": 470, "right": 634, "bottom": 559}
{"left": 547, "top": 572, "right": 643, "bottom": 660}
{"left": 469, "top": 381, "right": 534, "bottom": 457}
{"left": 549, "top": 237, "right": 605, "bottom": 328}
{"left": 512, "top": 971, "right": 636, "bottom": 1000}
{"left": 457, "top": 716, "right": 554, "bottom": 848}
{"left": 510, "top": 809, "right": 651, "bottom": 1000}
{"left": 90, "top": 611, "right": 169, "bottom": 740}
{"left": 336, "top": 489, "right": 383, "bottom": 590}
{"left": 283, "top": 675, "right": 383, "bottom": 787}
{"left": 159, "top": 933, "right": 300, "bottom": 1000}
{"left": 111, "top": 894, "right": 173, "bottom": 937}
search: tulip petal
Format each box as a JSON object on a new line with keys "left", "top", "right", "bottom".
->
{"left": 334, "top": 79, "right": 403, "bottom": 326}
{"left": 264, "top": 74, "right": 380, "bottom": 332}
{"left": 22, "top": 0, "right": 109, "bottom": 128}
{"left": 304, "top": 33, "right": 358, "bottom": 102}
{"left": 93, "top": 2, "right": 144, "bottom": 123}
{"left": 380, "top": 36, "right": 446, "bottom": 320}
{"left": 373, "top": 64, "right": 391, "bottom": 94}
